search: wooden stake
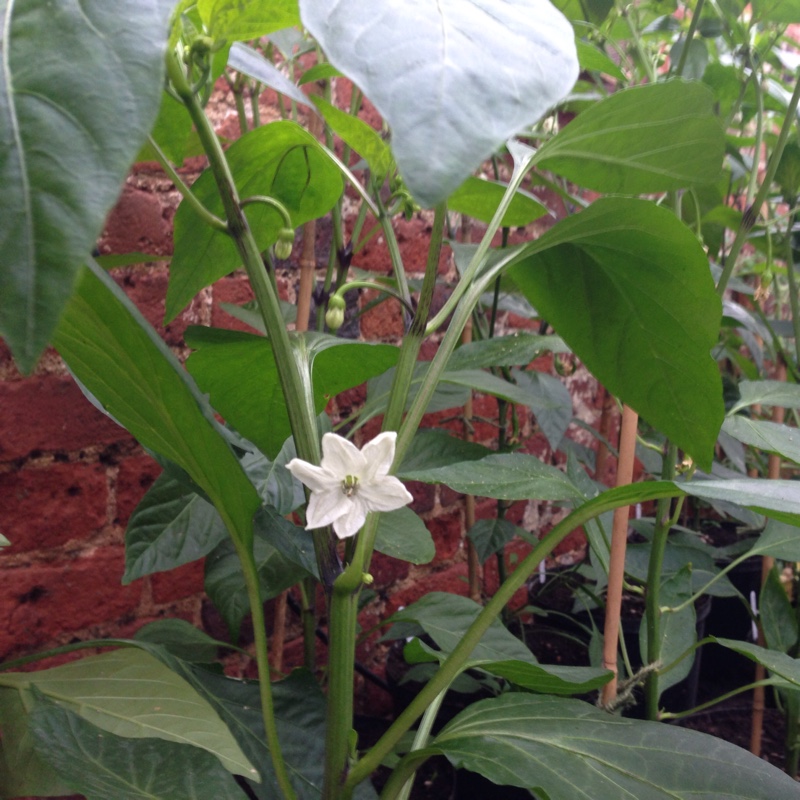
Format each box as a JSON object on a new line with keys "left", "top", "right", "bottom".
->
{"left": 600, "top": 404, "right": 639, "bottom": 707}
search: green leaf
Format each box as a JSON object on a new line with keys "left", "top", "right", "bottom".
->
{"left": 729, "top": 380, "right": 800, "bottom": 415}
{"left": 670, "top": 38, "right": 709, "bottom": 81}
{"left": 467, "top": 518, "right": 524, "bottom": 564}
{"left": 228, "top": 42, "right": 312, "bottom": 109}
{"left": 29, "top": 697, "right": 244, "bottom": 800}
{"left": 0, "top": 0, "right": 172, "bottom": 371}
{"left": 447, "top": 332, "right": 569, "bottom": 371}
{"left": 535, "top": 81, "right": 725, "bottom": 193}
{"left": 124, "top": 473, "right": 228, "bottom": 583}
{"left": 760, "top": 567, "right": 799, "bottom": 654}
{"left": 575, "top": 40, "right": 625, "bottom": 80}
{"left": 167, "top": 121, "right": 343, "bottom": 321}
{"left": 722, "top": 415, "right": 800, "bottom": 464}
{"left": 185, "top": 327, "right": 399, "bottom": 458}
{"left": 509, "top": 198, "right": 724, "bottom": 470}
{"left": 205, "top": 514, "right": 313, "bottom": 638}
{"left": 751, "top": 0, "right": 800, "bottom": 23}
{"left": 513, "top": 370, "right": 573, "bottom": 450}
{"left": 399, "top": 429, "right": 492, "bottom": 473}
{"left": 714, "top": 638, "right": 800, "bottom": 689}
{"left": 0, "top": 688, "right": 72, "bottom": 798}
{"left": 680, "top": 479, "right": 800, "bottom": 526}
{"left": 747, "top": 518, "right": 800, "bottom": 561}
{"left": 400, "top": 451, "right": 581, "bottom": 501}
{"left": 53, "top": 262, "right": 261, "bottom": 549}
{"left": 198, "top": 0, "right": 300, "bottom": 41}
{"left": 0, "top": 648, "right": 258, "bottom": 779}
{"left": 552, "top": 0, "right": 614, "bottom": 25}
{"left": 447, "top": 177, "right": 547, "bottom": 227}
{"left": 415, "top": 694, "right": 800, "bottom": 799}
{"left": 137, "top": 90, "right": 195, "bottom": 165}
{"left": 312, "top": 95, "right": 393, "bottom": 180}
{"left": 374, "top": 507, "right": 435, "bottom": 565}
{"left": 478, "top": 661, "right": 611, "bottom": 696}
{"left": 133, "top": 619, "right": 225, "bottom": 664}
{"left": 300, "top": 0, "right": 578, "bottom": 207}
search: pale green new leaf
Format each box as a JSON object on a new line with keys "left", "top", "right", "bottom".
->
{"left": 414, "top": 694, "right": 800, "bottom": 799}
{"left": 198, "top": 0, "right": 300, "bottom": 41}
{"left": 300, "top": 0, "right": 578, "bottom": 206}
{"left": 0, "top": 0, "right": 172, "bottom": 371}
{"left": 535, "top": 80, "right": 725, "bottom": 192}
{"left": 29, "top": 698, "right": 244, "bottom": 800}
{"left": 0, "top": 648, "right": 258, "bottom": 779}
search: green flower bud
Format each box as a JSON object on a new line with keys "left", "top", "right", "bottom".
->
{"left": 326, "top": 294, "right": 346, "bottom": 331}
{"left": 275, "top": 227, "right": 295, "bottom": 260}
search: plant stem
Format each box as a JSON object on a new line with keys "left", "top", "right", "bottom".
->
{"left": 344, "top": 481, "right": 686, "bottom": 794}
{"left": 717, "top": 68, "right": 800, "bottom": 295}
{"left": 673, "top": 0, "right": 705, "bottom": 78}
{"left": 644, "top": 442, "right": 678, "bottom": 720}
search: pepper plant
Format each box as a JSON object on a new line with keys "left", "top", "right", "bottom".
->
{"left": 3, "top": 1, "right": 800, "bottom": 799}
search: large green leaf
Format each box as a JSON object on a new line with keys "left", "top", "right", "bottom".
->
{"left": 52, "top": 262, "right": 261, "bottom": 548}
{"left": 167, "top": 121, "right": 343, "bottom": 321}
{"left": 124, "top": 473, "right": 229, "bottom": 583}
{"left": 411, "top": 694, "right": 800, "bottom": 798}
{"left": 746, "top": 518, "right": 800, "bottom": 561}
{"left": 760, "top": 567, "right": 799, "bottom": 654}
{"left": 714, "top": 639, "right": 800, "bottom": 689}
{"left": 28, "top": 698, "right": 244, "bottom": 800}
{"left": 729, "top": 380, "right": 800, "bottom": 415}
{"left": 680, "top": 479, "right": 800, "bottom": 525}
{"left": 534, "top": 81, "right": 724, "bottom": 192}
{"left": 185, "top": 327, "right": 399, "bottom": 458}
{"left": 198, "top": 0, "right": 300, "bottom": 41}
{"left": 509, "top": 198, "right": 724, "bottom": 469}
{"left": 448, "top": 177, "right": 547, "bottom": 227}
{"left": 751, "top": 0, "right": 800, "bottom": 23}
{"left": 447, "top": 332, "right": 569, "bottom": 371}
{"left": 399, "top": 429, "right": 492, "bottom": 473}
{"left": 400, "top": 451, "right": 581, "bottom": 501}
{"left": 300, "top": 0, "right": 578, "bottom": 207}
{"left": 0, "top": 0, "right": 172, "bottom": 372}
{"left": 722, "top": 415, "right": 800, "bottom": 465}
{"left": 0, "top": 648, "right": 258, "bottom": 779}
{"left": 374, "top": 507, "right": 435, "bottom": 565}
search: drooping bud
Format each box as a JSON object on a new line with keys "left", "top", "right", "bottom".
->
{"left": 326, "top": 294, "right": 346, "bottom": 331}
{"left": 275, "top": 227, "right": 295, "bottom": 260}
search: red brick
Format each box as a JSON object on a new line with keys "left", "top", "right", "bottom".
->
{"left": 368, "top": 551, "right": 410, "bottom": 588}
{"left": 101, "top": 185, "right": 173, "bottom": 256}
{"left": 115, "top": 454, "right": 162, "bottom": 527}
{"left": 0, "top": 463, "right": 108, "bottom": 553}
{"left": 0, "top": 375, "right": 130, "bottom": 460}
{"left": 211, "top": 274, "right": 259, "bottom": 332}
{"left": 386, "top": 563, "right": 470, "bottom": 614}
{"left": 0, "top": 547, "right": 142, "bottom": 659}
{"left": 151, "top": 560, "right": 206, "bottom": 604}
{"left": 426, "top": 510, "right": 464, "bottom": 561}
{"left": 359, "top": 289, "right": 404, "bottom": 339}
{"left": 113, "top": 267, "right": 200, "bottom": 346}
{"left": 406, "top": 480, "right": 435, "bottom": 514}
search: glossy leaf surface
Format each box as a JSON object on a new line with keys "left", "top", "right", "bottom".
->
{"left": 416, "top": 694, "right": 800, "bottom": 798}
{"left": 535, "top": 81, "right": 725, "bottom": 192}
{"left": 300, "top": 0, "right": 578, "bottom": 206}
{"left": 0, "top": 648, "right": 257, "bottom": 779}
{"left": 168, "top": 122, "right": 342, "bottom": 320}
{"left": 0, "top": 0, "right": 171, "bottom": 371}
{"left": 53, "top": 263, "right": 260, "bottom": 548}
{"left": 509, "top": 198, "right": 723, "bottom": 469}
{"left": 29, "top": 698, "right": 244, "bottom": 800}
{"left": 722, "top": 415, "right": 800, "bottom": 464}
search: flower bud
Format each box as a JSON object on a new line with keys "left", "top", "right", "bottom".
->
{"left": 326, "top": 294, "right": 346, "bottom": 331}
{"left": 275, "top": 227, "right": 295, "bottom": 260}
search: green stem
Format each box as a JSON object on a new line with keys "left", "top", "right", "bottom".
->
{"left": 673, "top": 0, "right": 705, "bottom": 78}
{"left": 301, "top": 577, "right": 317, "bottom": 672}
{"left": 147, "top": 135, "right": 228, "bottom": 233}
{"left": 660, "top": 679, "right": 777, "bottom": 721}
{"left": 343, "top": 481, "right": 686, "bottom": 793}
{"left": 383, "top": 690, "right": 448, "bottom": 800}
{"left": 322, "top": 585, "right": 360, "bottom": 799}
{"left": 717, "top": 68, "right": 800, "bottom": 295}
{"left": 644, "top": 444, "right": 678, "bottom": 720}
{"left": 783, "top": 215, "right": 800, "bottom": 365}
{"left": 240, "top": 194, "right": 294, "bottom": 228}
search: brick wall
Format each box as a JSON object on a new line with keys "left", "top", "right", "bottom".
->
{"left": 0, "top": 81, "right": 608, "bottom": 711}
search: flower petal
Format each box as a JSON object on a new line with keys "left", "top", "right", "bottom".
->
{"left": 306, "top": 487, "right": 350, "bottom": 530}
{"left": 285, "top": 458, "right": 339, "bottom": 493}
{"left": 320, "top": 433, "right": 367, "bottom": 478}
{"left": 359, "top": 476, "right": 413, "bottom": 512}
{"left": 332, "top": 498, "right": 368, "bottom": 539}
{"left": 360, "top": 431, "right": 398, "bottom": 480}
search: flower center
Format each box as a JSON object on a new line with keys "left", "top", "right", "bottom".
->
{"left": 341, "top": 475, "right": 359, "bottom": 497}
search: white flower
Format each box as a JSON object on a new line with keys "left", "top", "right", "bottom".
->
{"left": 286, "top": 431, "right": 413, "bottom": 539}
